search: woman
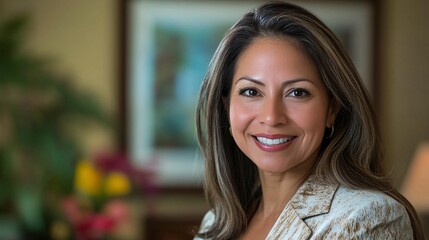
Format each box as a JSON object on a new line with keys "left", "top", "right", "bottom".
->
{"left": 194, "top": 1, "right": 424, "bottom": 239}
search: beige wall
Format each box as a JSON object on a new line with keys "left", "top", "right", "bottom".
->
{"left": 0, "top": 0, "right": 119, "bottom": 155}
{"left": 1, "top": 0, "right": 428, "bottom": 184}
{"left": 379, "top": 0, "right": 429, "bottom": 183}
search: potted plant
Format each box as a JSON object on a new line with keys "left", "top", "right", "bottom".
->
{"left": 0, "top": 14, "right": 113, "bottom": 239}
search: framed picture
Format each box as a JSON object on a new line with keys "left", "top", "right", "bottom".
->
{"left": 127, "top": 0, "right": 374, "bottom": 186}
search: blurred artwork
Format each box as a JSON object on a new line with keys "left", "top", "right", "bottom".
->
{"left": 129, "top": 1, "right": 246, "bottom": 156}
{"left": 152, "top": 22, "right": 229, "bottom": 148}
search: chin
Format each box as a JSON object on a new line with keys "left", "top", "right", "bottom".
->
{"left": 255, "top": 157, "right": 310, "bottom": 175}
{"left": 256, "top": 162, "right": 293, "bottom": 174}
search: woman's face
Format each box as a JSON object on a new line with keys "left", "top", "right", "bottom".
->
{"left": 229, "top": 37, "right": 336, "bottom": 175}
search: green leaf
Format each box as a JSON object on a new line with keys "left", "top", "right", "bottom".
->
{"left": 15, "top": 186, "right": 44, "bottom": 232}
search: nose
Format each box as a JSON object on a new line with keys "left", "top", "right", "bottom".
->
{"left": 258, "top": 96, "right": 288, "bottom": 126}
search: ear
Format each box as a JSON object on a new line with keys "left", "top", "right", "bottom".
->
{"left": 326, "top": 98, "right": 340, "bottom": 127}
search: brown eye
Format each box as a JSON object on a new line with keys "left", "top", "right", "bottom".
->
{"left": 288, "top": 88, "right": 310, "bottom": 97}
{"left": 239, "top": 88, "right": 259, "bottom": 97}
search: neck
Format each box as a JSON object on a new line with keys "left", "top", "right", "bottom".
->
{"left": 257, "top": 163, "right": 314, "bottom": 218}
{"left": 257, "top": 175, "right": 304, "bottom": 216}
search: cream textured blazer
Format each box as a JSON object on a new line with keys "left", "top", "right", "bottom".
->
{"left": 194, "top": 174, "right": 413, "bottom": 239}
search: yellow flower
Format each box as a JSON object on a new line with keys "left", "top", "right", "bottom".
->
{"left": 104, "top": 172, "right": 131, "bottom": 196}
{"left": 74, "top": 160, "right": 102, "bottom": 196}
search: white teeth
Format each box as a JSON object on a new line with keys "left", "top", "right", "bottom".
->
{"left": 256, "top": 136, "right": 294, "bottom": 146}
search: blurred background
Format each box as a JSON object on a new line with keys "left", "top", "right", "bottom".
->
{"left": 0, "top": 0, "right": 428, "bottom": 239}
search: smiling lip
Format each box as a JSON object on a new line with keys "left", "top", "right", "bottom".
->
{"left": 253, "top": 134, "right": 296, "bottom": 152}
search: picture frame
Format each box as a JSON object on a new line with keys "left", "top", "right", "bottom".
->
{"left": 126, "top": 0, "right": 374, "bottom": 186}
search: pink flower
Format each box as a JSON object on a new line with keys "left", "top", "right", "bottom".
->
{"left": 60, "top": 196, "right": 82, "bottom": 224}
{"left": 103, "top": 200, "right": 129, "bottom": 222}
{"left": 75, "top": 214, "right": 116, "bottom": 240}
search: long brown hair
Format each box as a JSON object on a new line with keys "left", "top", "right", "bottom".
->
{"left": 195, "top": 1, "right": 424, "bottom": 239}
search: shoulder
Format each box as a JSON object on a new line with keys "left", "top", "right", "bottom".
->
{"left": 333, "top": 185, "right": 403, "bottom": 209}
{"left": 309, "top": 185, "right": 413, "bottom": 239}
{"left": 332, "top": 185, "right": 409, "bottom": 219}
{"left": 193, "top": 210, "right": 215, "bottom": 240}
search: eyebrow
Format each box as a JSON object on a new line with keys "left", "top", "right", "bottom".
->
{"left": 235, "top": 77, "right": 315, "bottom": 87}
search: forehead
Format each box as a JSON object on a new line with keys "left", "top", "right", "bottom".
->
{"left": 238, "top": 37, "right": 309, "bottom": 64}
{"left": 234, "top": 37, "right": 320, "bottom": 83}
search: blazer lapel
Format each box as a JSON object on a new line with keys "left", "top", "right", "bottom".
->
{"left": 266, "top": 174, "right": 339, "bottom": 240}
{"left": 290, "top": 174, "right": 339, "bottom": 220}
{"left": 266, "top": 203, "right": 312, "bottom": 240}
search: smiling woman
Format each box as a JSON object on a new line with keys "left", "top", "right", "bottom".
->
{"left": 194, "top": 1, "right": 424, "bottom": 240}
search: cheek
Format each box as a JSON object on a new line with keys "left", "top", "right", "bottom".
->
{"left": 291, "top": 104, "right": 328, "bottom": 134}
{"left": 228, "top": 98, "right": 257, "bottom": 144}
{"left": 229, "top": 99, "right": 251, "bottom": 127}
